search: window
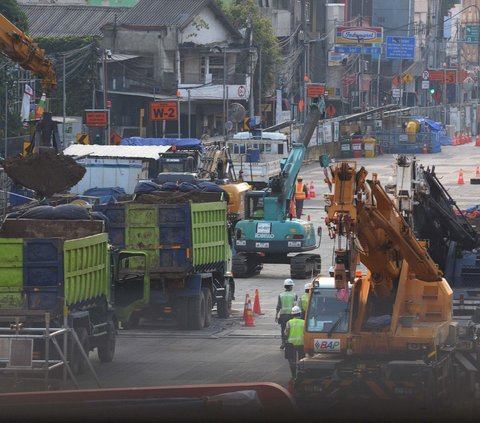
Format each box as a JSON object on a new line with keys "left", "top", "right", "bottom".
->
{"left": 306, "top": 288, "right": 350, "bottom": 333}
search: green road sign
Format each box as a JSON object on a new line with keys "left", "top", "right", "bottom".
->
{"left": 466, "top": 25, "right": 479, "bottom": 44}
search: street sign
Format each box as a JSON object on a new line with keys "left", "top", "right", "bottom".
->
{"left": 306, "top": 84, "right": 326, "bottom": 97}
{"left": 385, "top": 36, "right": 415, "bottom": 60}
{"left": 85, "top": 110, "right": 108, "bottom": 128}
{"left": 392, "top": 88, "right": 402, "bottom": 98}
{"left": 334, "top": 45, "right": 381, "bottom": 55}
{"left": 427, "top": 69, "right": 468, "bottom": 84}
{"left": 422, "top": 80, "right": 430, "bottom": 90}
{"left": 466, "top": 24, "right": 480, "bottom": 44}
{"left": 149, "top": 101, "right": 178, "bottom": 121}
{"left": 422, "top": 70, "right": 430, "bottom": 80}
{"left": 335, "top": 26, "right": 383, "bottom": 44}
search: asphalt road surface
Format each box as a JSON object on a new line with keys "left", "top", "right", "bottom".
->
{"left": 72, "top": 143, "right": 480, "bottom": 393}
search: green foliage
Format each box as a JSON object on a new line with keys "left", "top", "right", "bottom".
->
{"left": 0, "top": 0, "right": 28, "bottom": 32}
{"left": 36, "top": 36, "right": 98, "bottom": 53}
{"left": 220, "top": 0, "right": 280, "bottom": 97}
{"left": 35, "top": 37, "right": 100, "bottom": 116}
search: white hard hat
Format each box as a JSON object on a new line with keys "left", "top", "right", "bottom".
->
{"left": 284, "top": 278, "right": 294, "bottom": 287}
{"left": 291, "top": 306, "right": 302, "bottom": 315}
{"left": 304, "top": 282, "right": 312, "bottom": 290}
{"left": 329, "top": 266, "right": 335, "bottom": 274}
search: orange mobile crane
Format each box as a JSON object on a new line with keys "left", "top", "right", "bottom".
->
{"left": 0, "top": 13, "right": 85, "bottom": 197}
{"left": 295, "top": 160, "right": 480, "bottom": 413}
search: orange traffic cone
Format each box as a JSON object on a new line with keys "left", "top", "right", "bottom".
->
{"left": 307, "top": 214, "right": 311, "bottom": 221}
{"left": 457, "top": 169, "right": 465, "bottom": 184}
{"left": 476, "top": 166, "right": 480, "bottom": 177}
{"left": 289, "top": 198, "right": 296, "bottom": 218}
{"left": 243, "top": 298, "right": 255, "bottom": 327}
{"left": 243, "top": 293, "right": 250, "bottom": 321}
{"left": 253, "top": 288, "right": 263, "bottom": 315}
{"left": 309, "top": 181, "right": 316, "bottom": 198}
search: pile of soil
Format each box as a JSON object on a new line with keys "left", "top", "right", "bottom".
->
{"left": 135, "top": 190, "right": 223, "bottom": 204}
{"left": 4, "top": 150, "right": 86, "bottom": 197}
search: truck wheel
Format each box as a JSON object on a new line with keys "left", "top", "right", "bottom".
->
{"left": 202, "top": 288, "right": 213, "bottom": 328}
{"left": 97, "top": 320, "right": 116, "bottom": 363}
{"left": 217, "top": 280, "right": 233, "bottom": 318}
{"left": 188, "top": 292, "right": 206, "bottom": 330}
{"left": 70, "top": 327, "right": 89, "bottom": 375}
{"left": 176, "top": 297, "right": 189, "bottom": 330}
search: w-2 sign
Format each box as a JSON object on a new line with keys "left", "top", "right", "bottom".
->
{"left": 149, "top": 101, "right": 178, "bottom": 121}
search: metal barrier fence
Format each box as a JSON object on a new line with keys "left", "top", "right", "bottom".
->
{"left": 363, "top": 131, "right": 441, "bottom": 154}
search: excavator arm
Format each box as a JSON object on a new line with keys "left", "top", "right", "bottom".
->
{"left": 0, "top": 14, "right": 85, "bottom": 198}
{"left": 0, "top": 13, "right": 56, "bottom": 92}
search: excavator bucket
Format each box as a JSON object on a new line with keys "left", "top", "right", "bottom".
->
{"left": 3, "top": 113, "right": 86, "bottom": 198}
{"left": 4, "top": 149, "right": 86, "bottom": 198}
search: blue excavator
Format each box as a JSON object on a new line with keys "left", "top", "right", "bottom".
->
{"left": 232, "top": 103, "right": 323, "bottom": 279}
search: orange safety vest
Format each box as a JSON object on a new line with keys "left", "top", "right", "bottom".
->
{"left": 295, "top": 182, "right": 306, "bottom": 200}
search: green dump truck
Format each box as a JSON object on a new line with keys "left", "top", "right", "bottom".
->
{"left": 0, "top": 216, "right": 148, "bottom": 376}
{"left": 95, "top": 191, "right": 235, "bottom": 330}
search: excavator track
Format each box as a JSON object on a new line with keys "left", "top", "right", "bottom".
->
{"left": 232, "top": 252, "right": 263, "bottom": 278}
{"left": 290, "top": 254, "right": 321, "bottom": 279}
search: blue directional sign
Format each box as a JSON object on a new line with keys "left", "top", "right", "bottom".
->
{"left": 385, "top": 36, "right": 415, "bottom": 59}
{"left": 334, "top": 46, "right": 382, "bottom": 55}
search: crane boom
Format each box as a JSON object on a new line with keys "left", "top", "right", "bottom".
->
{"left": 0, "top": 13, "right": 56, "bottom": 91}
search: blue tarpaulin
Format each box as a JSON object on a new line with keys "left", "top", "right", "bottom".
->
{"left": 121, "top": 137, "right": 202, "bottom": 150}
{"left": 413, "top": 118, "right": 452, "bottom": 145}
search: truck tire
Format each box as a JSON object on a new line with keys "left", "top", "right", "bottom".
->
{"left": 188, "top": 292, "right": 206, "bottom": 330}
{"left": 70, "top": 327, "right": 89, "bottom": 375}
{"left": 176, "top": 297, "right": 189, "bottom": 330}
{"left": 202, "top": 287, "right": 213, "bottom": 328}
{"left": 217, "top": 280, "right": 233, "bottom": 318}
{"left": 97, "top": 320, "right": 116, "bottom": 363}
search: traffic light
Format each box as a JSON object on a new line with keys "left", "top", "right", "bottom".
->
{"left": 429, "top": 87, "right": 435, "bottom": 95}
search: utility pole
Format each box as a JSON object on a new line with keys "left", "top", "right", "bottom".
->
{"left": 62, "top": 54, "right": 66, "bottom": 148}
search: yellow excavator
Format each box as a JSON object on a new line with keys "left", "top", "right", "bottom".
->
{"left": 0, "top": 13, "right": 85, "bottom": 197}
{"left": 295, "top": 160, "right": 480, "bottom": 412}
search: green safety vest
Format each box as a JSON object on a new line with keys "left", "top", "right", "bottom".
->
{"left": 300, "top": 293, "right": 309, "bottom": 312}
{"left": 279, "top": 291, "right": 296, "bottom": 315}
{"left": 287, "top": 318, "right": 305, "bottom": 346}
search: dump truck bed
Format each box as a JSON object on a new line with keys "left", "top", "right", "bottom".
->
{"left": 0, "top": 219, "right": 109, "bottom": 313}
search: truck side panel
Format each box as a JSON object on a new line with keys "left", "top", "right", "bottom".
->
{"left": 191, "top": 202, "right": 228, "bottom": 271}
{"left": 0, "top": 239, "right": 24, "bottom": 309}
{"left": 94, "top": 204, "right": 126, "bottom": 247}
{"left": 63, "top": 233, "right": 110, "bottom": 307}
{"left": 125, "top": 203, "right": 161, "bottom": 273}
{"left": 23, "top": 238, "right": 64, "bottom": 310}
{"left": 158, "top": 204, "right": 191, "bottom": 272}
{"left": 0, "top": 232, "right": 109, "bottom": 313}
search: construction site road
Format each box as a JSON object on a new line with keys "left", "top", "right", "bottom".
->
{"left": 72, "top": 143, "right": 480, "bottom": 415}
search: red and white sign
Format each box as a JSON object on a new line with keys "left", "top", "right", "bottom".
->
{"left": 85, "top": 110, "right": 108, "bottom": 127}
{"left": 306, "top": 84, "right": 326, "bottom": 97}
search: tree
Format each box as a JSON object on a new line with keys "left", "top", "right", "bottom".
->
{"left": 35, "top": 37, "right": 100, "bottom": 117}
{"left": 0, "top": 0, "right": 28, "bottom": 32}
{"left": 218, "top": 0, "right": 280, "bottom": 99}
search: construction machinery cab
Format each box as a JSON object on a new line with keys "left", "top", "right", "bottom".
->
{"left": 306, "top": 277, "right": 352, "bottom": 333}
{"left": 244, "top": 190, "right": 266, "bottom": 220}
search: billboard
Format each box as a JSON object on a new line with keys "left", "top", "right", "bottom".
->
{"left": 335, "top": 26, "right": 383, "bottom": 44}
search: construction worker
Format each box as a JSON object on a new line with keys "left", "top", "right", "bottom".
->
{"left": 329, "top": 265, "right": 335, "bottom": 277}
{"left": 284, "top": 305, "right": 305, "bottom": 378}
{"left": 275, "top": 279, "right": 297, "bottom": 349}
{"left": 294, "top": 176, "right": 309, "bottom": 219}
{"left": 300, "top": 282, "right": 311, "bottom": 319}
